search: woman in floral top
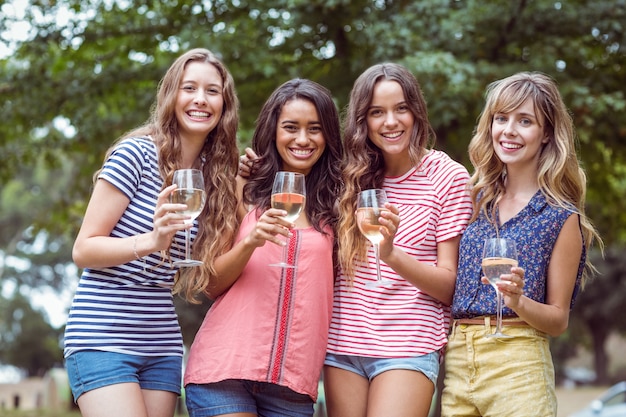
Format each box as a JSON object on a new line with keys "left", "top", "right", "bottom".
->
{"left": 441, "top": 72, "right": 602, "bottom": 417}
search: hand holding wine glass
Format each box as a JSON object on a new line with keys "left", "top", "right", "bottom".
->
{"left": 269, "top": 171, "right": 306, "bottom": 269}
{"left": 357, "top": 189, "right": 392, "bottom": 286}
{"left": 481, "top": 237, "right": 518, "bottom": 338}
{"left": 170, "top": 169, "right": 206, "bottom": 267}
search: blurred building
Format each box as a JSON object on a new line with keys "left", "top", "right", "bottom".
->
{"left": 0, "top": 367, "right": 69, "bottom": 412}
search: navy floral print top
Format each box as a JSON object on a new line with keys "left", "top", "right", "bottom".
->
{"left": 451, "top": 191, "right": 586, "bottom": 319}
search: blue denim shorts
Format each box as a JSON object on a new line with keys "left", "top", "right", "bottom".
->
{"left": 65, "top": 350, "right": 182, "bottom": 401}
{"left": 324, "top": 351, "right": 440, "bottom": 385}
{"left": 185, "top": 379, "right": 314, "bottom": 417}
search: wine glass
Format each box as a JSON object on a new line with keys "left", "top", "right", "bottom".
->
{"left": 269, "top": 171, "right": 306, "bottom": 269}
{"left": 481, "top": 238, "right": 518, "bottom": 338}
{"left": 357, "top": 189, "right": 391, "bottom": 286}
{"left": 170, "top": 169, "right": 206, "bottom": 267}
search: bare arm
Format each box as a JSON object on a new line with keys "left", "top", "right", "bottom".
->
{"left": 206, "top": 207, "right": 293, "bottom": 299}
{"left": 214, "top": 151, "right": 289, "bottom": 299}
{"left": 235, "top": 175, "right": 249, "bottom": 221}
{"left": 497, "top": 214, "right": 583, "bottom": 336}
{"left": 72, "top": 180, "right": 189, "bottom": 268}
{"left": 378, "top": 204, "right": 460, "bottom": 305}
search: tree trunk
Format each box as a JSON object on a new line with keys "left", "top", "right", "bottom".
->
{"left": 589, "top": 319, "right": 609, "bottom": 384}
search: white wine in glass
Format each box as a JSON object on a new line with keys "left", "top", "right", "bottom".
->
{"left": 171, "top": 169, "right": 206, "bottom": 267}
{"left": 269, "top": 171, "right": 306, "bottom": 269}
{"left": 357, "top": 189, "right": 391, "bottom": 286}
{"left": 481, "top": 238, "right": 518, "bottom": 338}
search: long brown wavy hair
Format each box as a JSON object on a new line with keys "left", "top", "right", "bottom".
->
{"left": 97, "top": 48, "right": 240, "bottom": 301}
{"left": 468, "top": 71, "right": 602, "bottom": 285}
{"left": 337, "top": 63, "right": 435, "bottom": 281}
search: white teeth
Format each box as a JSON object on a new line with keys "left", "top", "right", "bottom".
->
{"left": 502, "top": 142, "right": 522, "bottom": 149}
{"left": 291, "top": 149, "right": 312, "bottom": 155}
{"left": 383, "top": 132, "right": 402, "bottom": 139}
{"left": 189, "top": 111, "right": 209, "bottom": 118}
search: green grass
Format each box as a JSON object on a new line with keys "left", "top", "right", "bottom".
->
{"left": 1, "top": 411, "right": 82, "bottom": 417}
{"left": 2, "top": 411, "right": 189, "bottom": 417}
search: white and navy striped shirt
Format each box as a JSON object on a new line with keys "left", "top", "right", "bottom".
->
{"left": 64, "top": 137, "right": 190, "bottom": 358}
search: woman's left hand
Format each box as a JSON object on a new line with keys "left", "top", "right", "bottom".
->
{"left": 378, "top": 202, "right": 400, "bottom": 258}
{"left": 482, "top": 266, "right": 526, "bottom": 309}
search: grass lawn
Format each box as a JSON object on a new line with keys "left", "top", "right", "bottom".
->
{"left": 2, "top": 411, "right": 190, "bottom": 417}
{"left": 1, "top": 411, "right": 82, "bottom": 417}
{"left": 2, "top": 409, "right": 190, "bottom": 417}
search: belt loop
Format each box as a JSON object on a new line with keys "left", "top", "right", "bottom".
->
{"left": 484, "top": 316, "right": 491, "bottom": 329}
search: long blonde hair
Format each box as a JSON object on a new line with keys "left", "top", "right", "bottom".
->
{"left": 468, "top": 71, "right": 602, "bottom": 284}
{"left": 97, "top": 48, "right": 240, "bottom": 301}
{"left": 337, "top": 63, "right": 435, "bottom": 280}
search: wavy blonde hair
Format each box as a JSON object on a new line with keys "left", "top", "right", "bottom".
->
{"left": 468, "top": 71, "right": 602, "bottom": 285}
{"left": 337, "top": 63, "right": 435, "bottom": 281}
{"left": 98, "top": 48, "right": 240, "bottom": 302}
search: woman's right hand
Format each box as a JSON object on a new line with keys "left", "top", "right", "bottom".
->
{"left": 151, "top": 184, "right": 191, "bottom": 251}
{"left": 243, "top": 208, "right": 293, "bottom": 248}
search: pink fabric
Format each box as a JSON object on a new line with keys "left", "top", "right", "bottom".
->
{"left": 184, "top": 211, "right": 334, "bottom": 400}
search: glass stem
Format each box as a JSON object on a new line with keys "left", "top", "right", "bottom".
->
{"left": 185, "top": 228, "right": 191, "bottom": 260}
{"left": 495, "top": 290, "right": 503, "bottom": 334}
{"left": 374, "top": 243, "right": 382, "bottom": 282}
{"left": 282, "top": 235, "right": 289, "bottom": 265}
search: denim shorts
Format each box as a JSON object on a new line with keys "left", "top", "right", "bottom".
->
{"left": 324, "top": 351, "right": 440, "bottom": 386}
{"left": 65, "top": 350, "right": 182, "bottom": 401}
{"left": 185, "top": 379, "right": 315, "bottom": 417}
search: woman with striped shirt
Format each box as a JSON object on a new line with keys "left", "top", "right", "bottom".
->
{"left": 63, "top": 48, "right": 240, "bottom": 417}
{"left": 323, "top": 63, "right": 472, "bottom": 417}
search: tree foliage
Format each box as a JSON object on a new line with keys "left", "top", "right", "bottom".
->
{"left": 1, "top": 0, "right": 625, "bottom": 378}
{"left": 2, "top": 0, "right": 625, "bottom": 243}
{"left": 569, "top": 247, "right": 626, "bottom": 384}
{"left": 0, "top": 291, "right": 63, "bottom": 377}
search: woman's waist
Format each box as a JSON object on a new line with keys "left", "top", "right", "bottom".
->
{"left": 453, "top": 315, "right": 527, "bottom": 326}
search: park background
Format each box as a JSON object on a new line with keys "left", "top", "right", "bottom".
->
{"left": 1, "top": 0, "right": 625, "bottom": 415}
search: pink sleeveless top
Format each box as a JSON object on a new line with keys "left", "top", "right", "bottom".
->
{"left": 184, "top": 210, "right": 334, "bottom": 400}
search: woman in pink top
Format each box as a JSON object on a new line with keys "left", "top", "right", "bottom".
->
{"left": 184, "top": 79, "right": 343, "bottom": 417}
{"left": 323, "top": 63, "right": 472, "bottom": 417}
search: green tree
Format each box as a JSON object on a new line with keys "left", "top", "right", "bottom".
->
{"left": 1, "top": 154, "right": 77, "bottom": 290}
{"left": 571, "top": 247, "right": 626, "bottom": 384}
{"left": 0, "top": 291, "right": 63, "bottom": 377}
{"left": 2, "top": 0, "right": 624, "bottom": 242}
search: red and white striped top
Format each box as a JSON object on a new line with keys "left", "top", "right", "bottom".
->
{"left": 327, "top": 150, "right": 472, "bottom": 357}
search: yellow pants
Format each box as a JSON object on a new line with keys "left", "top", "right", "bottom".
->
{"left": 441, "top": 319, "right": 557, "bottom": 417}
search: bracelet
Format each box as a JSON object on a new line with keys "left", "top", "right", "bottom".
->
{"left": 132, "top": 236, "right": 141, "bottom": 260}
{"left": 133, "top": 236, "right": 147, "bottom": 272}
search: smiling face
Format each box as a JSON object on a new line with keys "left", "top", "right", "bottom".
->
{"left": 275, "top": 98, "right": 326, "bottom": 175}
{"left": 175, "top": 61, "right": 224, "bottom": 144}
{"left": 366, "top": 80, "right": 415, "bottom": 173}
{"left": 491, "top": 97, "right": 549, "bottom": 170}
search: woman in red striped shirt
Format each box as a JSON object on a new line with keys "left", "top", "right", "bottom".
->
{"left": 323, "top": 63, "right": 472, "bottom": 417}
